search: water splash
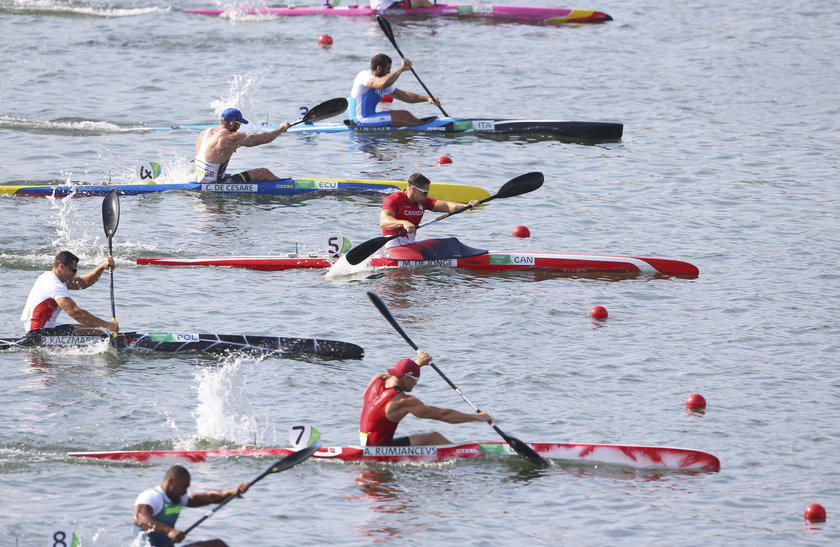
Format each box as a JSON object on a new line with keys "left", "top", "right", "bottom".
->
{"left": 210, "top": 73, "right": 267, "bottom": 130}
{"left": 218, "top": 0, "right": 277, "bottom": 22}
{"left": 193, "top": 357, "right": 258, "bottom": 444}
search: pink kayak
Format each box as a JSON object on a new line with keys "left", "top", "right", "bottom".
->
{"left": 183, "top": 4, "right": 612, "bottom": 25}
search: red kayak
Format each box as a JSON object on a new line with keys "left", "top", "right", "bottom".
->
{"left": 137, "top": 250, "right": 699, "bottom": 277}
{"left": 69, "top": 441, "right": 719, "bottom": 470}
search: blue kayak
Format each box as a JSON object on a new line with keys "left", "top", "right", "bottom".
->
{"left": 1, "top": 177, "right": 490, "bottom": 202}
{"left": 150, "top": 117, "right": 623, "bottom": 141}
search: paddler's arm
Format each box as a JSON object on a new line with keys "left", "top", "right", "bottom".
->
{"left": 380, "top": 207, "right": 417, "bottom": 233}
{"left": 394, "top": 395, "right": 492, "bottom": 424}
{"left": 430, "top": 199, "right": 480, "bottom": 213}
{"left": 134, "top": 504, "right": 185, "bottom": 543}
{"left": 367, "top": 58, "right": 411, "bottom": 89}
{"left": 67, "top": 256, "right": 114, "bottom": 290}
{"left": 187, "top": 482, "right": 250, "bottom": 507}
{"left": 56, "top": 296, "right": 118, "bottom": 333}
{"left": 391, "top": 88, "right": 440, "bottom": 107}
{"left": 238, "top": 122, "right": 291, "bottom": 148}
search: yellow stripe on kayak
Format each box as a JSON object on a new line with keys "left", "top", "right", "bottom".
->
{"left": 0, "top": 186, "right": 30, "bottom": 195}
{"left": 293, "top": 178, "right": 490, "bottom": 202}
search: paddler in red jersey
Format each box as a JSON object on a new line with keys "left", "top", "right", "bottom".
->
{"left": 359, "top": 351, "right": 491, "bottom": 446}
{"left": 379, "top": 173, "right": 481, "bottom": 257}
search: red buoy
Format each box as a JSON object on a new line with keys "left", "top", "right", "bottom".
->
{"left": 804, "top": 503, "right": 827, "bottom": 523}
{"left": 685, "top": 393, "right": 707, "bottom": 410}
{"left": 589, "top": 305, "right": 608, "bottom": 320}
{"left": 437, "top": 155, "right": 453, "bottom": 165}
{"left": 317, "top": 34, "right": 333, "bottom": 47}
{"left": 512, "top": 225, "right": 530, "bottom": 238}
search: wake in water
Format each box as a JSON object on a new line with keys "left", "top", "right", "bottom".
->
{"left": 0, "top": 0, "right": 169, "bottom": 17}
{"left": 0, "top": 115, "right": 128, "bottom": 136}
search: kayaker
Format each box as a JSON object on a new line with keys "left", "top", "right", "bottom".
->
{"left": 133, "top": 465, "right": 249, "bottom": 547}
{"left": 193, "top": 108, "right": 290, "bottom": 183}
{"left": 379, "top": 173, "right": 480, "bottom": 249}
{"left": 348, "top": 54, "right": 440, "bottom": 127}
{"left": 359, "top": 350, "right": 492, "bottom": 446}
{"left": 370, "top": 0, "right": 433, "bottom": 10}
{"left": 21, "top": 250, "right": 118, "bottom": 335}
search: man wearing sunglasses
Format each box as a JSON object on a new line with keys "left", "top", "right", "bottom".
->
{"left": 380, "top": 173, "right": 480, "bottom": 250}
{"left": 21, "top": 251, "right": 118, "bottom": 335}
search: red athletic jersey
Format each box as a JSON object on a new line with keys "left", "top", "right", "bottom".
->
{"left": 359, "top": 376, "right": 401, "bottom": 446}
{"left": 381, "top": 191, "right": 437, "bottom": 236}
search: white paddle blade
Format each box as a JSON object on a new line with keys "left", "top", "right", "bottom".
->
{"left": 288, "top": 424, "right": 321, "bottom": 449}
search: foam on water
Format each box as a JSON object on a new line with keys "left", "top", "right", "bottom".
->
{"left": 192, "top": 356, "right": 259, "bottom": 445}
{"left": 0, "top": 0, "right": 168, "bottom": 17}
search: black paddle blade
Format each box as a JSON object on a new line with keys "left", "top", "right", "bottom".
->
{"left": 493, "top": 425, "right": 549, "bottom": 466}
{"left": 493, "top": 172, "right": 544, "bottom": 200}
{"left": 345, "top": 236, "right": 393, "bottom": 265}
{"left": 376, "top": 16, "right": 399, "bottom": 51}
{"left": 102, "top": 189, "right": 120, "bottom": 238}
{"left": 302, "top": 97, "right": 348, "bottom": 124}
{"left": 367, "top": 291, "right": 420, "bottom": 350}
{"left": 269, "top": 444, "right": 318, "bottom": 475}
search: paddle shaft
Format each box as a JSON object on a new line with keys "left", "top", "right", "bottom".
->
{"left": 108, "top": 238, "right": 115, "bottom": 322}
{"left": 377, "top": 16, "right": 449, "bottom": 117}
{"left": 367, "top": 291, "right": 548, "bottom": 466}
{"left": 180, "top": 445, "right": 317, "bottom": 539}
{"left": 102, "top": 190, "right": 120, "bottom": 328}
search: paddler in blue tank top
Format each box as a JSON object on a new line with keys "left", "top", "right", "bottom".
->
{"left": 348, "top": 54, "right": 441, "bottom": 127}
{"left": 133, "top": 465, "right": 249, "bottom": 547}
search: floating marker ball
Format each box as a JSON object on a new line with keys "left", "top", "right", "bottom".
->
{"left": 685, "top": 393, "right": 707, "bottom": 410}
{"left": 318, "top": 34, "right": 333, "bottom": 47}
{"left": 804, "top": 503, "right": 827, "bottom": 523}
{"left": 437, "top": 155, "right": 453, "bottom": 165}
{"left": 589, "top": 305, "right": 608, "bottom": 320}
{"left": 512, "top": 225, "right": 531, "bottom": 238}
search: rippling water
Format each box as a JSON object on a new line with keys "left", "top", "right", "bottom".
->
{"left": 2, "top": 0, "right": 839, "bottom": 545}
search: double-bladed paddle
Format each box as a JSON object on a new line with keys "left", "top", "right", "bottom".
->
{"left": 376, "top": 15, "right": 449, "bottom": 117}
{"left": 101, "top": 189, "right": 120, "bottom": 330}
{"left": 366, "top": 291, "right": 549, "bottom": 466}
{"left": 178, "top": 445, "right": 318, "bottom": 542}
{"left": 345, "top": 171, "right": 544, "bottom": 265}
{"left": 290, "top": 97, "right": 348, "bottom": 127}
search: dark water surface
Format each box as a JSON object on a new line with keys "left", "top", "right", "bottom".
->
{"left": 1, "top": 0, "right": 839, "bottom": 545}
